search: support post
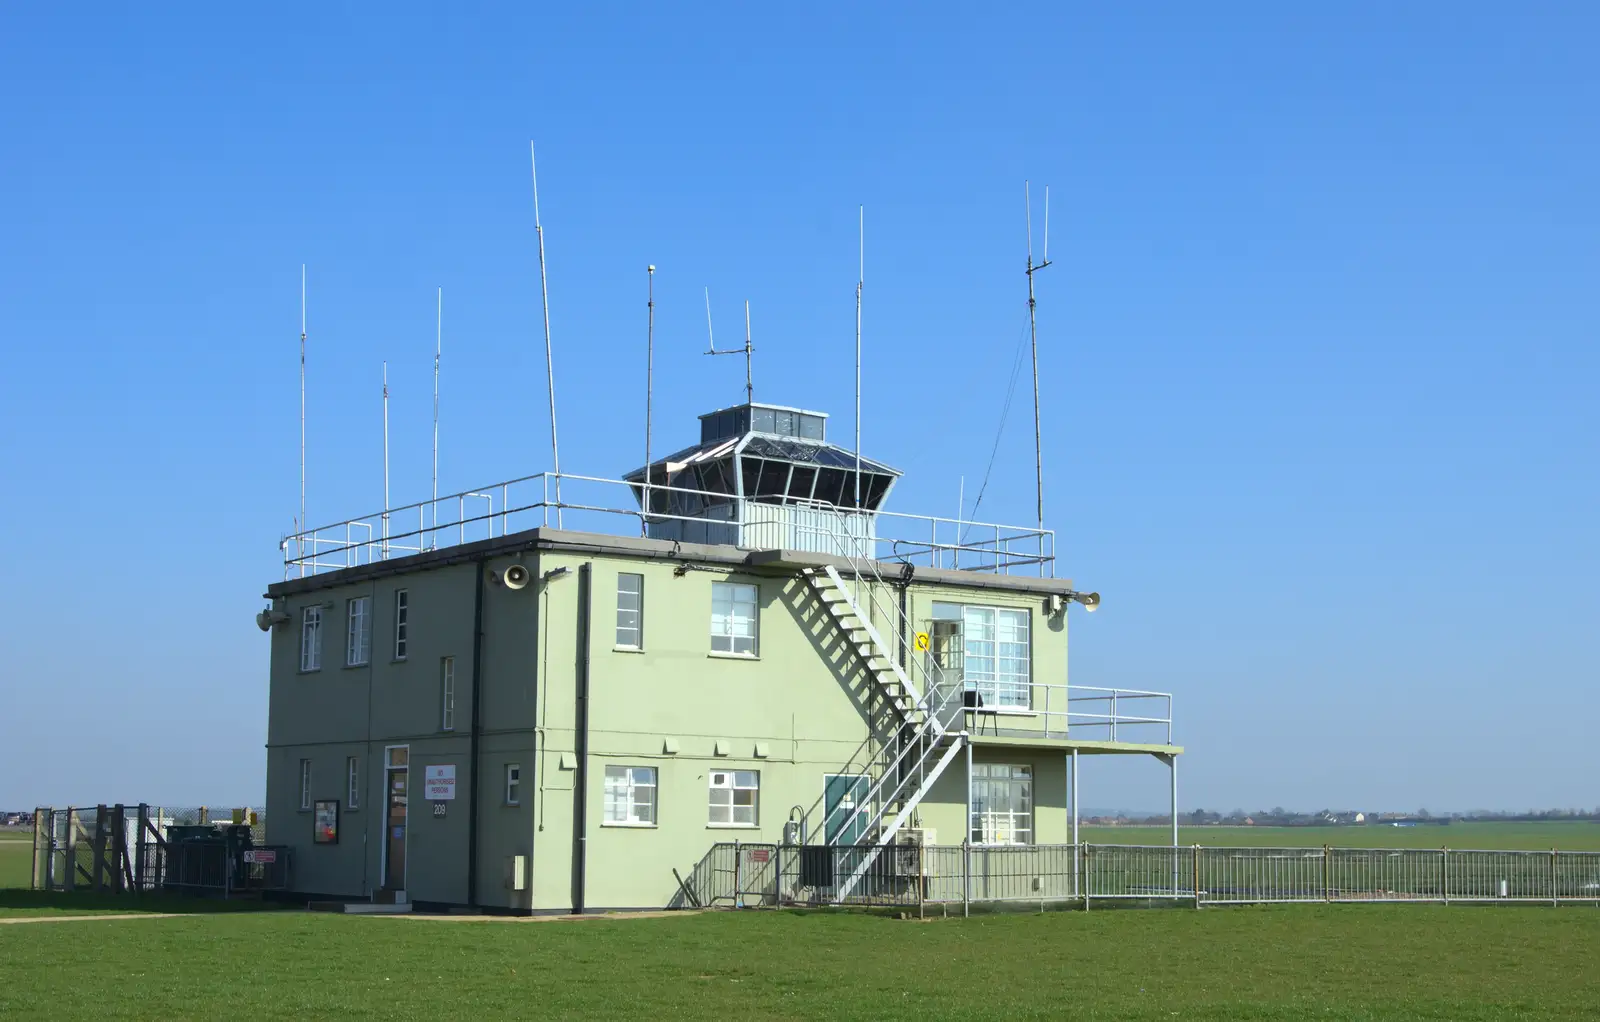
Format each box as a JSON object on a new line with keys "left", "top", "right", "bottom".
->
{"left": 733, "top": 840, "right": 742, "bottom": 909}
{"left": 1442, "top": 847, "right": 1449, "bottom": 906}
{"left": 1168, "top": 754, "right": 1179, "bottom": 896}
{"left": 1324, "top": 846, "right": 1332, "bottom": 903}
{"left": 1069, "top": 748, "right": 1080, "bottom": 900}
{"left": 135, "top": 805, "right": 149, "bottom": 894}
{"left": 963, "top": 737, "right": 975, "bottom": 914}
{"left": 1552, "top": 849, "right": 1559, "bottom": 908}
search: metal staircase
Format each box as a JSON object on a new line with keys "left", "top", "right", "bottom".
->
{"left": 801, "top": 557, "right": 970, "bottom": 903}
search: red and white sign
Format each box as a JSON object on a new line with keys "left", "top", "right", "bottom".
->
{"left": 747, "top": 848, "right": 771, "bottom": 864}
{"left": 243, "top": 849, "right": 277, "bottom": 865}
{"left": 424, "top": 764, "right": 457, "bottom": 800}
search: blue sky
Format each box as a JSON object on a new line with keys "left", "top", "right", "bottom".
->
{"left": 1, "top": 5, "right": 1595, "bottom": 813}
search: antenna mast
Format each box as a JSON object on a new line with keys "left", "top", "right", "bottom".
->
{"left": 644, "top": 265, "right": 655, "bottom": 537}
{"left": 299, "top": 264, "right": 307, "bottom": 575}
{"left": 530, "top": 142, "right": 563, "bottom": 526}
{"left": 382, "top": 361, "right": 391, "bottom": 560}
{"left": 1025, "top": 181, "right": 1052, "bottom": 564}
{"left": 703, "top": 289, "right": 754, "bottom": 404}
{"left": 432, "top": 287, "right": 441, "bottom": 550}
{"left": 854, "top": 205, "right": 863, "bottom": 509}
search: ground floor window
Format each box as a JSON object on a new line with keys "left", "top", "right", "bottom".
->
{"left": 603, "top": 765, "right": 658, "bottom": 826}
{"left": 709, "top": 769, "right": 759, "bottom": 826}
{"left": 970, "top": 763, "right": 1032, "bottom": 845}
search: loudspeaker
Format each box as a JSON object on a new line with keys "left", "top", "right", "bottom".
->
{"left": 503, "top": 564, "right": 531, "bottom": 590}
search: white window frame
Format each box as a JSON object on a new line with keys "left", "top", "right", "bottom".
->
{"left": 934, "top": 602, "right": 1031, "bottom": 709}
{"left": 440, "top": 656, "right": 456, "bottom": 731}
{"left": 346, "top": 756, "right": 360, "bottom": 810}
{"left": 602, "top": 765, "right": 658, "bottom": 827}
{"left": 970, "top": 763, "right": 1033, "bottom": 845}
{"left": 393, "top": 589, "right": 409, "bottom": 660}
{"left": 505, "top": 763, "right": 521, "bottom": 806}
{"left": 615, "top": 573, "right": 644, "bottom": 649}
{"left": 708, "top": 769, "right": 759, "bottom": 827}
{"left": 710, "top": 582, "right": 759, "bottom": 656}
{"left": 298, "top": 758, "right": 311, "bottom": 811}
{"left": 346, "top": 596, "right": 372, "bottom": 667}
{"left": 300, "top": 606, "right": 323, "bottom": 672}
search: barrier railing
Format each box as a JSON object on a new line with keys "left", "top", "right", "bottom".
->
{"left": 281, "top": 472, "right": 1054, "bottom": 580}
{"left": 676, "top": 842, "right": 1600, "bottom": 912}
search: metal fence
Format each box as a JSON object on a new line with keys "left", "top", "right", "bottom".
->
{"left": 678, "top": 842, "right": 1600, "bottom": 912}
{"left": 30, "top": 804, "right": 289, "bottom": 899}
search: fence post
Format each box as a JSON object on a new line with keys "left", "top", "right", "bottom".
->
{"left": 1551, "top": 849, "right": 1559, "bottom": 908}
{"left": 92, "top": 805, "right": 108, "bottom": 893}
{"left": 1442, "top": 848, "right": 1449, "bottom": 906}
{"left": 1323, "top": 846, "right": 1331, "bottom": 903}
{"left": 962, "top": 840, "right": 970, "bottom": 918}
{"left": 733, "top": 840, "right": 742, "bottom": 909}
{"left": 64, "top": 811, "right": 78, "bottom": 893}
{"left": 1192, "top": 845, "right": 1200, "bottom": 910}
{"left": 134, "top": 805, "right": 149, "bottom": 894}
{"left": 1083, "top": 844, "right": 1091, "bottom": 912}
{"left": 31, "top": 809, "right": 48, "bottom": 890}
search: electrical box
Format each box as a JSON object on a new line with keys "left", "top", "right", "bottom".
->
{"left": 506, "top": 855, "right": 527, "bottom": 891}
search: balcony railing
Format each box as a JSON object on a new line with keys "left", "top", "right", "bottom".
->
{"left": 959, "top": 682, "right": 1173, "bottom": 745}
{"left": 280, "top": 472, "right": 1054, "bottom": 580}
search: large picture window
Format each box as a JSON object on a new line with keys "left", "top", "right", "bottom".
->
{"left": 711, "top": 582, "right": 758, "bottom": 656}
{"left": 933, "top": 603, "right": 1030, "bottom": 708}
{"left": 970, "top": 763, "right": 1032, "bottom": 845}
{"left": 708, "top": 769, "right": 759, "bottom": 826}
{"left": 603, "top": 765, "right": 658, "bottom": 826}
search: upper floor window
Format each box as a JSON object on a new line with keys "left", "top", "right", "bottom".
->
{"left": 616, "top": 573, "right": 643, "bottom": 649}
{"left": 932, "top": 602, "right": 1030, "bottom": 709}
{"left": 300, "top": 607, "right": 323, "bottom": 672}
{"left": 970, "top": 763, "right": 1032, "bottom": 845}
{"left": 440, "top": 657, "right": 456, "bottom": 732}
{"left": 393, "top": 590, "right": 409, "bottom": 660}
{"left": 346, "top": 597, "right": 371, "bottom": 666}
{"left": 298, "top": 758, "right": 312, "bottom": 810}
{"left": 711, "top": 582, "right": 758, "bottom": 656}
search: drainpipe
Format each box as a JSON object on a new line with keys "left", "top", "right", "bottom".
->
{"left": 465, "top": 559, "right": 486, "bottom": 907}
{"left": 571, "top": 561, "right": 593, "bottom": 913}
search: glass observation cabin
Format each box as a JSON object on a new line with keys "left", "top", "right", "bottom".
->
{"left": 623, "top": 402, "right": 900, "bottom": 555}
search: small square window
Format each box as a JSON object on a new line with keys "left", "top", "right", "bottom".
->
{"left": 709, "top": 769, "right": 759, "bottom": 826}
{"left": 505, "top": 764, "right": 522, "bottom": 806}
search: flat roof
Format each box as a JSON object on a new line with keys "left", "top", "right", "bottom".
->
{"left": 266, "top": 525, "right": 1077, "bottom": 600}
{"left": 698, "top": 401, "right": 829, "bottom": 421}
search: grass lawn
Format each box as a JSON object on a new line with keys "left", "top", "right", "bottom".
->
{"left": 1082, "top": 821, "right": 1600, "bottom": 850}
{"left": 0, "top": 837, "right": 32, "bottom": 890}
{"left": 1, "top": 905, "right": 1598, "bottom": 1020}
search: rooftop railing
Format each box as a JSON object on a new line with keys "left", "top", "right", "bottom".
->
{"left": 280, "top": 471, "right": 1054, "bottom": 580}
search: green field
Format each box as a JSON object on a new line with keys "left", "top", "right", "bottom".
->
{"left": 0, "top": 834, "right": 31, "bottom": 890}
{"left": 1082, "top": 821, "right": 1600, "bottom": 850}
{"left": 1, "top": 906, "right": 1597, "bottom": 1020}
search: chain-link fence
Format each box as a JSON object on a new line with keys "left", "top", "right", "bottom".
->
{"left": 677, "top": 842, "right": 1600, "bottom": 912}
{"left": 31, "top": 804, "right": 289, "bottom": 899}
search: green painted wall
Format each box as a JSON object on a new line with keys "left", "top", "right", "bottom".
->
{"left": 263, "top": 530, "right": 1146, "bottom": 912}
